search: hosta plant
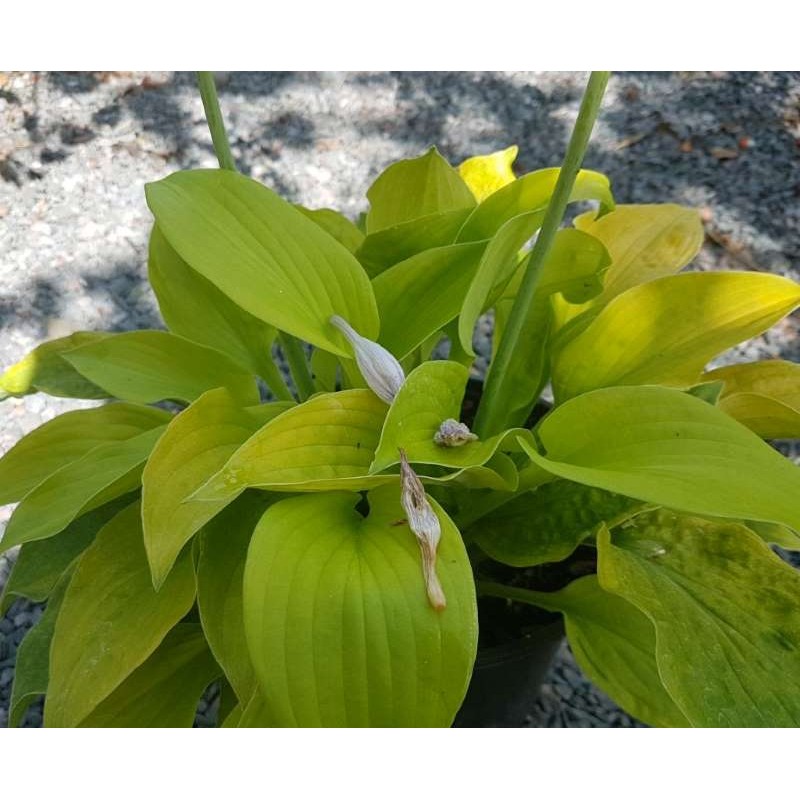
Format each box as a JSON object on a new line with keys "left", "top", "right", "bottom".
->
{"left": 3, "top": 72, "right": 800, "bottom": 728}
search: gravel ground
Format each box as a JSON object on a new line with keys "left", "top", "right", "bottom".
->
{"left": 1, "top": 71, "right": 798, "bottom": 728}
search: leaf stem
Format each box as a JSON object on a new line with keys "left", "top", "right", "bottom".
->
{"left": 258, "top": 351, "right": 296, "bottom": 402}
{"left": 279, "top": 332, "right": 316, "bottom": 401}
{"left": 474, "top": 71, "right": 610, "bottom": 437}
{"left": 476, "top": 580, "right": 565, "bottom": 614}
{"left": 196, "top": 71, "right": 237, "bottom": 171}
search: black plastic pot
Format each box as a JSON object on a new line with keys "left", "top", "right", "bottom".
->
{"left": 453, "top": 619, "right": 565, "bottom": 727}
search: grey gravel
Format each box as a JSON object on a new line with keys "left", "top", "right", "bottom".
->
{"left": 1, "top": 71, "right": 799, "bottom": 728}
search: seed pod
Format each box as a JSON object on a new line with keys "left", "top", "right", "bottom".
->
{"left": 434, "top": 418, "right": 478, "bottom": 447}
{"left": 399, "top": 448, "right": 446, "bottom": 611}
{"left": 330, "top": 315, "right": 405, "bottom": 404}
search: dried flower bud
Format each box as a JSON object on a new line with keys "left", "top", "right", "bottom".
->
{"left": 399, "top": 448, "right": 446, "bottom": 611}
{"left": 330, "top": 315, "right": 405, "bottom": 404}
{"left": 433, "top": 418, "right": 478, "bottom": 447}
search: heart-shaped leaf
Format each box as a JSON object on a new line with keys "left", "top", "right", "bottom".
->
{"left": 44, "top": 501, "right": 196, "bottom": 727}
{"left": 0, "top": 402, "right": 169, "bottom": 506}
{"left": 242, "top": 486, "right": 477, "bottom": 726}
{"left": 551, "top": 272, "right": 800, "bottom": 401}
{"left": 598, "top": 509, "right": 800, "bottom": 726}
{"left": 146, "top": 169, "right": 378, "bottom": 355}
{"left": 520, "top": 385, "right": 800, "bottom": 531}
{"left": 63, "top": 330, "right": 259, "bottom": 405}
{"left": 142, "top": 387, "right": 292, "bottom": 587}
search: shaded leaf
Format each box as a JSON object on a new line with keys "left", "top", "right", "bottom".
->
{"left": 521, "top": 385, "right": 800, "bottom": 531}
{"left": 196, "top": 493, "right": 276, "bottom": 704}
{"left": 1, "top": 426, "right": 165, "bottom": 554}
{"left": 552, "top": 272, "right": 800, "bottom": 401}
{"left": 146, "top": 169, "right": 378, "bottom": 354}
{"left": 142, "top": 387, "right": 291, "bottom": 587}
{"left": 0, "top": 332, "right": 111, "bottom": 400}
{"left": 0, "top": 496, "right": 133, "bottom": 614}
{"left": 9, "top": 568, "right": 72, "bottom": 727}
{"left": 365, "top": 147, "right": 475, "bottom": 234}
{"left": 0, "top": 402, "right": 169, "bottom": 506}
{"left": 64, "top": 330, "right": 259, "bottom": 405}
{"left": 79, "top": 624, "right": 221, "bottom": 728}
{"left": 599, "top": 509, "right": 800, "bottom": 726}
{"left": 242, "top": 486, "right": 477, "bottom": 726}
{"left": 471, "top": 480, "right": 643, "bottom": 567}
{"left": 45, "top": 501, "right": 196, "bottom": 727}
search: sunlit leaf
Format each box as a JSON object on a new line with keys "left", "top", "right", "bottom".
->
{"left": 146, "top": 169, "right": 378, "bottom": 355}
{"left": 45, "top": 501, "right": 196, "bottom": 727}
{"left": 551, "top": 272, "right": 800, "bottom": 401}
{"left": 242, "top": 486, "right": 477, "bottom": 726}
{"left": 295, "top": 206, "right": 364, "bottom": 253}
{"left": 1, "top": 426, "right": 165, "bottom": 554}
{"left": 456, "top": 167, "right": 613, "bottom": 243}
{"left": 599, "top": 509, "right": 800, "bottom": 726}
{"left": 371, "top": 361, "right": 531, "bottom": 473}
{"left": 193, "top": 389, "right": 393, "bottom": 501}
{"left": 457, "top": 145, "right": 518, "bottom": 202}
{"left": 520, "top": 385, "right": 800, "bottom": 531}
{"left": 0, "top": 403, "right": 169, "bottom": 506}
{"left": 365, "top": 147, "right": 475, "bottom": 234}
{"left": 149, "top": 225, "right": 278, "bottom": 380}
{"left": 0, "top": 332, "right": 111, "bottom": 401}
{"left": 142, "top": 387, "right": 291, "bottom": 587}
{"left": 79, "top": 624, "right": 221, "bottom": 728}
{"left": 704, "top": 360, "right": 800, "bottom": 439}
{"left": 471, "top": 480, "right": 644, "bottom": 567}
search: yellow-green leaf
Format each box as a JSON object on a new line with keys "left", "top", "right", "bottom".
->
{"left": 196, "top": 494, "right": 276, "bottom": 704}
{"left": 365, "top": 147, "right": 475, "bottom": 234}
{"left": 551, "top": 272, "right": 800, "bottom": 401}
{"left": 295, "top": 206, "right": 365, "bottom": 253}
{"left": 373, "top": 241, "right": 486, "bottom": 359}
{"left": 520, "top": 385, "right": 800, "bottom": 531}
{"left": 0, "top": 332, "right": 112, "bottom": 400}
{"left": 78, "top": 624, "right": 221, "bottom": 728}
{"left": 193, "top": 389, "right": 392, "bottom": 500}
{"left": 598, "top": 510, "right": 800, "bottom": 727}
{"left": 0, "top": 402, "right": 169, "bottom": 506}
{"left": 44, "top": 501, "right": 196, "bottom": 727}
{"left": 569, "top": 203, "right": 704, "bottom": 313}
{"left": 242, "top": 486, "right": 478, "bottom": 726}
{"left": 370, "top": 360, "right": 530, "bottom": 473}
{"left": 704, "top": 360, "right": 800, "bottom": 439}
{"left": 1, "top": 426, "right": 166, "bottom": 554}
{"left": 471, "top": 480, "right": 644, "bottom": 567}
{"left": 148, "top": 225, "right": 278, "bottom": 381}
{"left": 63, "top": 330, "right": 259, "bottom": 405}
{"left": 457, "top": 145, "right": 518, "bottom": 202}
{"left": 146, "top": 170, "right": 378, "bottom": 355}
{"left": 456, "top": 167, "right": 613, "bottom": 243}
{"left": 142, "top": 387, "right": 291, "bottom": 587}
